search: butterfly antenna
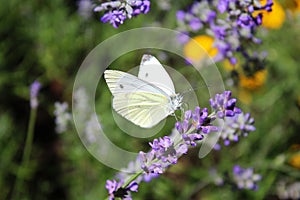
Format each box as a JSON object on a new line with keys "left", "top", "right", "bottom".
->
{"left": 181, "top": 83, "right": 216, "bottom": 97}
{"left": 174, "top": 114, "right": 179, "bottom": 121}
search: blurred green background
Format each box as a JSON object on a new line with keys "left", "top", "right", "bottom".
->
{"left": 0, "top": 0, "right": 300, "bottom": 199}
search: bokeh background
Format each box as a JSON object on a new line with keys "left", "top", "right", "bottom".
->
{"left": 1, "top": 0, "right": 300, "bottom": 199}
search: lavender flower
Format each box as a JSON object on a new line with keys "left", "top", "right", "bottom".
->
{"left": 233, "top": 165, "right": 262, "bottom": 190}
{"left": 30, "top": 80, "right": 41, "bottom": 109}
{"left": 105, "top": 91, "right": 256, "bottom": 198}
{"left": 209, "top": 91, "right": 241, "bottom": 119}
{"left": 84, "top": 113, "right": 102, "bottom": 144}
{"left": 138, "top": 151, "right": 162, "bottom": 182}
{"left": 209, "top": 168, "right": 224, "bottom": 186}
{"left": 73, "top": 87, "right": 90, "bottom": 121}
{"left": 77, "top": 0, "right": 93, "bottom": 19}
{"left": 54, "top": 102, "right": 72, "bottom": 133}
{"left": 156, "top": 0, "right": 171, "bottom": 10}
{"left": 94, "top": 0, "right": 150, "bottom": 28}
{"left": 149, "top": 136, "right": 188, "bottom": 164}
{"left": 220, "top": 112, "right": 255, "bottom": 146}
{"left": 101, "top": 9, "right": 127, "bottom": 28}
{"left": 277, "top": 181, "right": 300, "bottom": 199}
{"left": 138, "top": 136, "right": 188, "bottom": 182}
{"left": 176, "top": 107, "right": 219, "bottom": 147}
{"left": 177, "top": 0, "right": 273, "bottom": 69}
{"left": 106, "top": 179, "right": 138, "bottom": 200}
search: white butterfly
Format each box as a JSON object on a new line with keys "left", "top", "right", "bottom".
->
{"left": 104, "top": 54, "right": 183, "bottom": 128}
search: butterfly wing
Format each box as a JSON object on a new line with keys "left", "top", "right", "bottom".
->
{"left": 104, "top": 70, "right": 172, "bottom": 128}
{"left": 138, "top": 54, "right": 176, "bottom": 96}
{"left": 113, "top": 92, "right": 171, "bottom": 128}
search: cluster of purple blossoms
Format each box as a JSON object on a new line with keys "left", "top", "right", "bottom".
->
{"left": 138, "top": 136, "right": 189, "bottom": 182}
{"left": 105, "top": 91, "right": 256, "bottom": 198}
{"left": 106, "top": 179, "right": 138, "bottom": 200}
{"left": 30, "top": 80, "right": 41, "bottom": 109}
{"left": 232, "top": 165, "right": 262, "bottom": 190}
{"left": 220, "top": 112, "right": 255, "bottom": 146}
{"left": 94, "top": 0, "right": 150, "bottom": 28}
{"left": 176, "top": 107, "right": 219, "bottom": 146}
{"left": 177, "top": 0, "right": 273, "bottom": 66}
{"left": 209, "top": 90, "right": 241, "bottom": 119}
{"left": 209, "top": 91, "right": 256, "bottom": 147}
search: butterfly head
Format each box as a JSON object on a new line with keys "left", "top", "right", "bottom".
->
{"left": 170, "top": 93, "right": 183, "bottom": 112}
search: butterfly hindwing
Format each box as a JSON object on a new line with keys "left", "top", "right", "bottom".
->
{"left": 113, "top": 92, "right": 170, "bottom": 128}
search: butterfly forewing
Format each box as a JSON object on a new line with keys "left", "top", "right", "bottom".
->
{"left": 105, "top": 70, "right": 165, "bottom": 95}
{"left": 138, "top": 54, "right": 176, "bottom": 96}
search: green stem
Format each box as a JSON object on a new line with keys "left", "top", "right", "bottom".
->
{"left": 123, "top": 171, "right": 143, "bottom": 187}
{"left": 12, "top": 107, "right": 37, "bottom": 199}
{"left": 23, "top": 107, "right": 37, "bottom": 167}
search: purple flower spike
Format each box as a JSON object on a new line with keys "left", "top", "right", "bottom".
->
{"left": 210, "top": 91, "right": 241, "bottom": 119}
{"left": 138, "top": 151, "right": 161, "bottom": 182}
{"left": 176, "top": 106, "right": 218, "bottom": 147}
{"left": 138, "top": 134, "right": 190, "bottom": 182}
{"left": 95, "top": 0, "right": 150, "bottom": 28}
{"left": 233, "top": 165, "right": 262, "bottom": 190}
{"left": 30, "top": 80, "right": 41, "bottom": 109}
{"left": 149, "top": 136, "right": 180, "bottom": 164}
{"left": 108, "top": 90, "right": 256, "bottom": 198}
{"left": 220, "top": 112, "right": 255, "bottom": 146}
{"left": 101, "top": 10, "right": 127, "bottom": 28}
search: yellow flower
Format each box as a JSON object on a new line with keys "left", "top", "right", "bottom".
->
{"left": 240, "top": 70, "right": 268, "bottom": 91}
{"left": 222, "top": 60, "right": 267, "bottom": 90}
{"left": 222, "top": 59, "right": 268, "bottom": 104}
{"left": 289, "top": 153, "right": 300, "bottom": 169}
{"left": 253, "top": 0, "right": 286, "bottom": 29}
{"left": 288, "top": 144, "right": 300, "bottom": 169}
{"left": 238, "top": 70, "right": 268, "bottom": 104}
{"left": 223, "top": 59, "right": 238, "bottom": 71}
{"left": 183, "top": 35, "right": 218, "bottom": 63}
{"left": 238, "top": 89, "right": 253, "bottom": 105}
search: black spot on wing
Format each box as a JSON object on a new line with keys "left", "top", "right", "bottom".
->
{"left": 119, "top": 84, "right": 124, "bottom": 89}
{"left": 145, "top": 73, "right": 149, "bottom": 78}
{"left": 141, "top": 54, "right": 151, "bottom": 64}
